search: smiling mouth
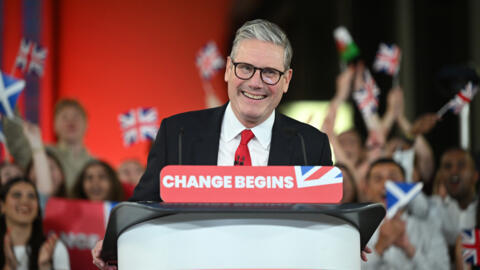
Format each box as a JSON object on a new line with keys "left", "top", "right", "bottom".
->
{"left": 242, "top": 91, "right": 266, "bottom": 100}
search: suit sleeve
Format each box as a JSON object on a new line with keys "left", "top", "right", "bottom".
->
{"left": 319, "top": 133, "right": 333, "bottom": 166}
{"left": 130, "top": 119, "right": 168, "bottom": 202}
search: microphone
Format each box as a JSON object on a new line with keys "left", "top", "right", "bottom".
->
{"left": 296, "top": 132, "right": 308, "bottom": 165}
{"left": 178, "top": 128, "right": 184, "bottom": 165}
{"left": 284, "top": 128, "right": 308, "bottom": 165}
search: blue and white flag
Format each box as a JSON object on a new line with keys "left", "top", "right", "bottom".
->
{"left": 0, "top": 71, "right": 25, "bottom": 118}
{"left": 385, "top": 181, "right": 423, "bottom": 218}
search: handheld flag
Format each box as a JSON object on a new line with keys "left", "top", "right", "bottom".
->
{"left": 437, "top": 81, "right": 478, "bottom": 117}
{"left": 28, "top": 43, "right": 48, "bottom": 76}
{"left": 462, "top": 228, "right": 480, "bottom": 267}
{"left": 373, "top": 43, "right": 401, "bottom": 76}
{"left": 0, "top": 71, "right": 25, "bottom": 118}
{"left": 196, "top": 41, "right": 225, "bottom": 80}
{"left": 385, "top": 181, "right": 423, "bottom": 219}
{"left": 12, "top": 38, "right": 48, "bottom": 77}
{"left": 333, "top": 26, "right": 360, "bottom": 63}
{"left": 14, "top": 38, "right": 32, "bottom": 72}
{"left": 353, "top": 69, "right": 380, "bottom": 118}
{"left": 118, "top": 107, "right": 159, "bottom": 147}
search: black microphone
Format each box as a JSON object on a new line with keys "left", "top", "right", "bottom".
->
{"left": 296, "top": 131, "right": 308, "bottom": 165}
{"left": 178, "top": 128, "right": 184, "bottom": 165}
{"left": 284, "top": 128, "right": 308, "bottom": 165}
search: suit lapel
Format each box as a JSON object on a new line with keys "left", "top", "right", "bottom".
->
{"left": 189, "top": 104, "right": 226, "bottom": 165}
{"left": 268, "top": 113, "right": 296, "bottom": 165}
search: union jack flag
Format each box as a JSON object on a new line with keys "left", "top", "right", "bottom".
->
{"left": 353, "top": 69, "right": 380, "bottom": 117}
{"left": 14, "top": 38, "right": 32, "bottom": 72}
{"left": 462, "top": 228, "right": 480, "bottom": 266}
{"left": 385, "top": 181, "right": 423, "bottom": 219}
{"left": 447, "top": 82, "right": 478, "bottom": 114}
{"left": 196, "top": 41, "right": 225, "bottom": 80}
{"left": 28, "top": 43, "right": 48, "bottom": 76}
{"left": 13, "top": 38, "right": 48, "bottom": 76}
{"left": 373, "top": 43, "right": 401, "bottom": 76}
{"left": 118, "top": 107, "right": 159, "bottom": 147}
{"left": 294, "top": 166, "right": 342, "bottom": 188}
{"left": 0, "top": 71, "right": 25, "bottom": 118}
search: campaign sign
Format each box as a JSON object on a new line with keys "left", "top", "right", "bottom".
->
{"left": 160, "top": 165, "right": 343, "bottom": 203}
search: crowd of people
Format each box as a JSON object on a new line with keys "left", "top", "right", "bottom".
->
{"left": 323, "top": 63, "right": 479, "bottom": 269}
{"left": 0, "top": 18, "right": 477, "bottom": 270}
{"left": 0, "top": 99, "right": 145, "bottom": 269}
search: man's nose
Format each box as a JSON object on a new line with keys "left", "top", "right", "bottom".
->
{"left": 247, "top": 69, "right": 263, "bottom": 88}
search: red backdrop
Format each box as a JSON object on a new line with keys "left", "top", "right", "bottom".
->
{"left": 2, "top": 0, "right": 232, "bottom": 167}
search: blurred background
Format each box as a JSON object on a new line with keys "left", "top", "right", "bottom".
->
{"left": 1, "top": 0, "right": 479, "bottom": 168}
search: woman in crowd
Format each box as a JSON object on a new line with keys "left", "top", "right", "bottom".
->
{"left": 26, "top": 151, "right": 67, "bottom": 199}
{"left": 0, "top": 177, "right": 70, "bottom": 270}
{"left": 72, "top": 160, "right": 124, "bottom": 202}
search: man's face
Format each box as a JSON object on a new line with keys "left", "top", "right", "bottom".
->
{"left": 438, "top": 150, "right": 478, "bottom": 200}
{"left": 224, "top": 39, "right": 292, "bottom": 128}
{"left": 54, "top": 106, "right": 87, "bottom": 144}
{"left": 365, "top": 163, "right": 404, "bottom": 204}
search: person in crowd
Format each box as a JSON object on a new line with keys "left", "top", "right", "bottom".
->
{"left": 93, "top": 18, "right": 334, "bottom": 269}
{"left": 26, "top": 150, "right": 67, "bottom": 199}
{"left": 362, "top": 158, "right": 449, "bottom": 269}
{"left": 3, "top": 99, "right": 95, "bottom": 196}
{"left": 0, "top": 177, "right": 70, "bottom": 269}
{"left": 117, "top": 159, "right": 144, "bottom": 199}
{"left": 429, "top": 147, "right": 479, "bottom": 245}
{"left": 336, "top": 163, "right": 358, "bottom": 203}
{"left": 73, "top": 160, "right": 125, "bottom": 202}
{"left": 0, "top": 163, "right": 23, "bottom": 186}
{"left": 117, "top": 159, "right": 144, "bottom": 186}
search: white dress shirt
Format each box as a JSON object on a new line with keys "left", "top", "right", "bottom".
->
{"left": 217, "top": 103, "right": 274, "bottom": 166}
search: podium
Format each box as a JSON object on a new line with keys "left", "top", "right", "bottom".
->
{"left": 100, "top": 202, "right": 385, "bottom": 269}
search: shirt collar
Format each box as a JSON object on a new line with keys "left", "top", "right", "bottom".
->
{"left": 222, "top": 102, "right": 274, "bottom": 148}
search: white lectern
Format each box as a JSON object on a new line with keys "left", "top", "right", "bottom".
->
{"left": 101, "top": 202, "right": 385, "bottom": 269}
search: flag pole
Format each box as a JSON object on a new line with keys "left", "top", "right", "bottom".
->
{"left": 436, "top": 102, "right": 451, "bottom": 118}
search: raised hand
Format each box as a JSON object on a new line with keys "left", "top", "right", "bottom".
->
{"left": 38, "top": 233, "right": 59, "bottom": 270}
{"left": 410, "top": 113, "right": 439, "bottom": 136}
{"left": 3, "top": 233, "right": 18, "bottom": 270}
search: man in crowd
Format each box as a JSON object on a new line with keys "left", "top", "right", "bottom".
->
{"left": 429, "top": 147, "right": 479, "bottom": 245}
{"left": 4, "top": 99, "right": 94, "bottom": 195}
{"left": 93, "top": 19, "right": 333, "bottom": 269}
{"left": 363, "top": 158, "right": 449, "bottom": 269}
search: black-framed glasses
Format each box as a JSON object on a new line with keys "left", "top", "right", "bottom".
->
{"left": 231, "top": 60, "right": 285, "bottom": 86}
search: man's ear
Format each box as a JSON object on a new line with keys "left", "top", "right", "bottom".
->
{"left": 282, "top": 68, "right": 293, "bottom": 94}
{"left": 224, "top": 57, "right": 232, "bottom": 83}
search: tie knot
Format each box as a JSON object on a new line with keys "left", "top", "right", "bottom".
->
{"left": 240, "top": 129, "right": 254, "bottom": 145}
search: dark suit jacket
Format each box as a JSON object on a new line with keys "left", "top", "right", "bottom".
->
{"left": 130, "top": 104, "right": 332, "bottom": 201}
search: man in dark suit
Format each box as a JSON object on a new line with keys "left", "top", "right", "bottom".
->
{"left": 93, "top": 18, "right": 332, "bottom": 269}
{"left": 130, "top": 19, "right": 332, "bottom": 202}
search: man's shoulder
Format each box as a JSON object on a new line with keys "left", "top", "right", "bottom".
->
{"left": 162, "top": 105, "right": 226, "bottom": 130}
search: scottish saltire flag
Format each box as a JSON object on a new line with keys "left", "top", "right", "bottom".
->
{"left": 462, "top": 228, "right": 480, "bottom": 266}
{"left": 118, "top": 107, "right": 159, "bottom": 147}
{"left": 373, "top": 43, "right": 402, "bottom": 76}
{"left": 196, "top": 41, "right": 225, "bottom": 80}
{"left": 445, "top": 82, "right": 478, "bottom": 115}
{"left": 294, "top": 166, "right": 343, "bottom": 188}
{"left": 0, "top": 71, "right": 25, "bottom": 118}
{"left": 353, "top": 69, "right": 380, "bottom": 117}
{"left": 385, "top": 181, "right": 423, "bottom": 219}
{"left": 14, "top": 38, "right": 32, "bottom": 72}
{"left": 28, "top": 43, "right": 48, "bottom": 76}
{"left": 333, "top": 26, "right": 360, "bottom": 62}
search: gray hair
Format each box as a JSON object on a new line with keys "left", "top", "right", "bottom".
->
{"left": 230, "top": 19, "right": 292, "bottom": 70}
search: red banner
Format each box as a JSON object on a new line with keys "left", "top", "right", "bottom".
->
{"left": 160, "top": 166, "right": 343, "bottom": 203}
{"left": 43, "top": 198, "right": 117, "bottom": 270}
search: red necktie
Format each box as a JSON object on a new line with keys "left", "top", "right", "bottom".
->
{"left": 234, "top": 129, "right": 254, "bottom": 166}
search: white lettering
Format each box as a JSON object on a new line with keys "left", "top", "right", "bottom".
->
{"left": 162, "top": 175, "right": 174, "bottom": 188}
